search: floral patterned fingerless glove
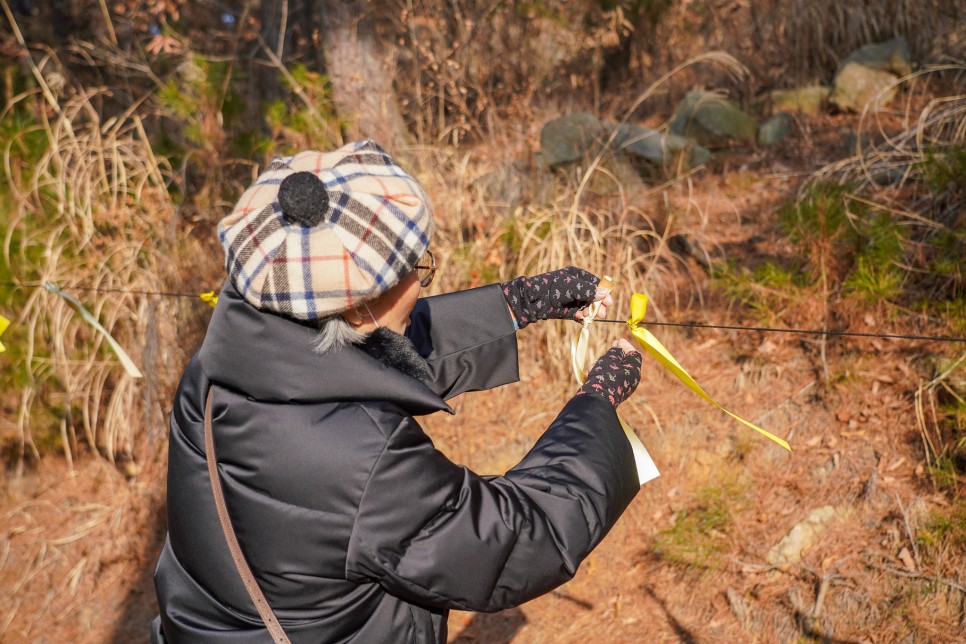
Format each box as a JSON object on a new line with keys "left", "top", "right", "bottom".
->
{"left": 576, "top": 345, "right": 643, "bottom": 408}
{"left": 502, "top": 266, "right": 599, "bottom": 329}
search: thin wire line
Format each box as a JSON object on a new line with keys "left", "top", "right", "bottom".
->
{"left": 592, "top": 318, "right": 966, "bottom": 343}
{"left": 3, "top": 281, "right": 203, "bottom": 298}
{"left": 4, "top": 280, "right": 964, "bottom": 343}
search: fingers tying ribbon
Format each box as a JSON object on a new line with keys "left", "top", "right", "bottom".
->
{"left": 625, "top": 292, "right": 791, "bottom": 451}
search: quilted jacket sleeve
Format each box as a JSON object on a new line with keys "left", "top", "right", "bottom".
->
{"left": 345, "top": 393, "right": 639, "bottom": 612}
{"left": 406, "top": 284, "right": 519, "bottom": 400}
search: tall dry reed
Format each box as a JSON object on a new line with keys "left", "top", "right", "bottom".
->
{"left": 3, "top": 83, "right": 180, "bottom": 468}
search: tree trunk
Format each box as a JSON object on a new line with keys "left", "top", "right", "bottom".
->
{"left": 318, "top": 0, "right": 407, "bottom": 150}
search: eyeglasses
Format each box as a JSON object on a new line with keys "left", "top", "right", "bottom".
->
{"left": 414, "top": 249, "right": 437, "bottom": 288}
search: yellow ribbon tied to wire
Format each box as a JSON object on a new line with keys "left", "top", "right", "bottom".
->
{"left": 200, "top": 291, "right": 219, "bottom": 308}
{"left": 0, "top": 314, "right": 9, "bottom": 353}
{"left": 572, "top": 279, "right": 790, "bottom": 484}
{"left": 626, "top": 291, "right": 791, "bottom": 451}
{"left": 572, "top": 277, "right": 660, "bottom": 486}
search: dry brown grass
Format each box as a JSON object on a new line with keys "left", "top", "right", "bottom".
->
{"left": 804, "top": 65, "right": 966, "bottom": 201}
{"left": 0, "top": 453, "right": 166, "bottom": 642}
{"left": 769, "top": 0, "right": 964, "bottom": 77}
{"left": 916, "top": 351, "right": 966, "bottom": 494}
{"left": 641, "top": 0, "right": 966, "bottom": 98}
{"left": 2, "top": 83, "right": 182, "bottom": 467}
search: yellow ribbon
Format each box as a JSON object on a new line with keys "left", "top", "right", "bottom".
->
{"left": 572, "top": 277, "right": 660, "bottom": 486}
{"left": 626, "top": 292, "right": 791, "bottom": 451}
{"left": 200, "top": 291, "right": 219, "bottom": 308}
{"left": 0, "top": 314, "right": 9, "bottom": 353}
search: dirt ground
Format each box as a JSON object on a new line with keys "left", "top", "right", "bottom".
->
{"left": 2, "top": 111, "right": 964, "bottom": 643}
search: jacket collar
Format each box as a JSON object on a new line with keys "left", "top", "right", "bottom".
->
{"left": 198, "top": 281, "right": 452, "bottom": 415}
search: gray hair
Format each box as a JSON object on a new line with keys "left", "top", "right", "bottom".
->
{"left": 312, "top": 314, "right": 366, "bottom": 354}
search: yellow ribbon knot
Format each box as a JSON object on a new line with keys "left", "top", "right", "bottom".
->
{"left": 200, "top": 291, "right": 219, "bottom": 308}
{"left": 0, "top": 314, "right": 9, "bottom": 353}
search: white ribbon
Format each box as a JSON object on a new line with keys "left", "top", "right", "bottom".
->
{"left": 571, "top": 277, "right": 659, "bottom": 486}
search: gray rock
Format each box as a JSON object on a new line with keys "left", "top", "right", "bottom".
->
{"left": 869, "top": 165, "right": 910, "bottom": 186}
{"left": 669, "top": 92, "right": 758, "bottom": 146}
{"left": 755, "top": 86, "right": 830, "bottom": 116}
{"left": 830, "top": 62, "right": 899, "bottom": 112}
{"left": 933, "top": 356, "right": 966, "bottom": 396}
{"left": 842, "top": 36, "right": 912, "bottom": 77}
{"left": 830, "top": 37, "right": 912, "bottom": 112}
{"left": 539, "top": 112, "right": 604, "bottom": 167}
{"left": 607, "top": 123, "right": 666, "bottom": 163}
{"left": 471, "top": 162, "right": 528, "bottom": 210}
{"left": 606, "top": 122, "right": 710, "bottom": 172}
{"left": 757, "top": 112, "right": 794, "bottom": 147}
{"left": 687, "top": 142, "right": 712, "bottom": 167}
{"left": 766, "top": 505, "right": 837, "bottom": 567}
{"left": 587, "top": 153, "right": 647, "bottom": 195}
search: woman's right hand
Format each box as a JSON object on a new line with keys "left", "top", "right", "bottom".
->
{"left": 576, "top": 339, "right": 642, "bottom": 408}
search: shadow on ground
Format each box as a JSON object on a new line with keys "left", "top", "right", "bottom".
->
{"left": 451, "top": 607, "right": 527, "bottom": 643}
{"left": 110, "top": 475, "right": 167, "bottom": 642}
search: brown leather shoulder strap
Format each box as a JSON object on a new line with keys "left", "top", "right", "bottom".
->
{"left": 204, "top": 388, "right": 291, "bottom": 644}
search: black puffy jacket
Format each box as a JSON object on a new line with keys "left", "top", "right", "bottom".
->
{"left": 151, "top": 282, "right": 639, "bottom": 643}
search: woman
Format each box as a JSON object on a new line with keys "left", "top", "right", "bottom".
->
{"left": 151, "top": 140, "right": 643, "bottom": 642}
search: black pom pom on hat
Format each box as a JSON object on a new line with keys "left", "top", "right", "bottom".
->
{"left": 278, "top": 171, "right": 330, "bottom": 227}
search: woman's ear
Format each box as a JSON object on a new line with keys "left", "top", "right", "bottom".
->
{"left": 342, "top": 309, "right": 365, "bottom": 328}
{"left": 342, "top": 297, "right": 384, "bottom": 334}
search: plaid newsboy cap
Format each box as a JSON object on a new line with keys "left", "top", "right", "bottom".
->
{"left": 218, "top": 140, "right": 434, "bottom": 320}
